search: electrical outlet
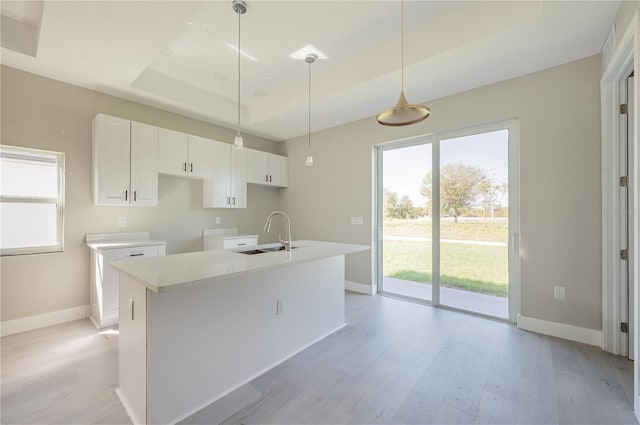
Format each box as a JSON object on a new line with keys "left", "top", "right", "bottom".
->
{"left": 276, "top": 298, "right": 286, "bottom": 315}
{"left": 117, "top": 216, "right": 126, "bottom": 227}
{"left": 215, "top": 216, "right": 222, "bottom": 225}
{"left": 553, "top": 286, "right": 565, "bottom": 300}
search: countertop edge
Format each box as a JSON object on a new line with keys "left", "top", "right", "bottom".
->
{"left": 112, "top": 241, "right": 369, "bottom": 293}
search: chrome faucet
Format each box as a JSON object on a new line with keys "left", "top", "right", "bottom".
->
{"left": 263, "top": 211, "right": 292, "bottom": 251}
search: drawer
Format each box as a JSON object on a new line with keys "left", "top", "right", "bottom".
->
{"left": 223, "top": 237, "right": 258, "bottom": 249}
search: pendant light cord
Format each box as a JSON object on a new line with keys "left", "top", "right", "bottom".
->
{"left": 237, "top": 7, "right": 241, "bottom": 136}
{"left": 401, "top": 0, "right": 404, "bottom": 92}
{"left": 308, "top": 59, "right": 311, "bottom": 149}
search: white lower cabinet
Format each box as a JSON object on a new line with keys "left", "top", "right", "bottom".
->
{"left": 88, "top": 236, "right": 166, "bottom": 329}
{"left": 203, "top": 141, "right": 247, "bottom": 208}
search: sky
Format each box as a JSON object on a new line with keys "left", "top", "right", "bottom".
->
{"left": 383, "top": 129, "right": 509, "bottom": 206}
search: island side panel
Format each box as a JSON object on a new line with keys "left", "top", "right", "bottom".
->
{"left": 146, "top": 255, "right": 345, "bottom": 425}
{"left": 116, "top": 273, "right": 148, "bottom": 425}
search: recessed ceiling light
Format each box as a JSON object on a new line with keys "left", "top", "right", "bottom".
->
{"left": 82, "top": 61, "right": 87, "bottom": 65}
{"left": 202, "top": 23, "right": 208, "bottom": 28}
{"left": 267, "top": 76, "right": 273, "bottom": 80}
{"left": 254, "top": 91, "right": 267, "bottom": 98}
{"left": 225, "top": 43, "right": 258, "bottom": 62}
{"left": 289, "top": 44, "right": 327, "bottom": 60}
{"left": 187, "top": 21, "right": 193, "bottom": 26}
{"left": 213, "top": 72, "right": 228, "bottom": 81}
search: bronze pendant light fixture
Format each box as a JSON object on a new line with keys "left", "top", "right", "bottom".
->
{"left": 376, "top": 0, "right": 430, "bottom": 126}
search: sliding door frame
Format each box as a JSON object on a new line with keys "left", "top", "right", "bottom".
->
{"left": 374, "top": 119, "right": 521, "bottom": 323}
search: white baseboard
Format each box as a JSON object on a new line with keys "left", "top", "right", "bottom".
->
{"left": 1, "top": 305, "right": 90, "bottom": 337}
{"left": 517, "top": 314, "right": 602, "bottom": 347}
{"left": 345, "top": 280, "right": 375, "bottom": 295}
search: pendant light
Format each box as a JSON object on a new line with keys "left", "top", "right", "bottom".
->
{"left": 232, "top": 0, "right": 246, "bottom": 149}
{"left": 376, "top": 0, "right": 430, "bottom": 126}
{"left": 305, "top": 53, "right": 317, "bottom": 167}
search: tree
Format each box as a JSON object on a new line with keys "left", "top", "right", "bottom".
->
{"left": 422, "top": 163, "right": 486, "bottom": 223}
{"left": 477, "top": 177, "right": 506, "bottom": 220}
{"left": 397, "top": 195, "right": 418, "bottom": 219}
{"left": 384, "top": 188, "right": 399, "bottom": 219}
{"left": 420, "top": 172, "right": 432, "bottom": 216}
{"left": 384, "top": 188, "right": 418, "bottom": 219}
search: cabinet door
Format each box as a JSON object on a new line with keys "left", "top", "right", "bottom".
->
{"left": 130, "top": 121, "right": 159, "bottom": 206}
{"left": 246, "top": 149, "right": 269, "bottom": 185}
{"left": 92, "top": 114, "right": 131, "bottom": 205}
{"left": 268, "top": 154, "right": 289, "bottom": 187}
{"left": 188, "top": 135, "right": 215, "bottom": 179}
{"left": 158, "top": 128, "right": 189, "bottom": 176}
{"left": 203, "top": 141, "right": 230, "bottom": 208}
{"left": 230, "top": 147, "right": 247, "bottom": 208}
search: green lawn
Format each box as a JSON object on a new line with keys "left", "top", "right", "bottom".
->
{"left": 383, "top": 240, "right": 508, "bottom": 297}
{"left": 383, "top": 218, "right": 508, "bottom": 243}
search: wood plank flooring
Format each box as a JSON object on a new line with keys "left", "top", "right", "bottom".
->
{"left": 1, "top": 292, "right": 637, "bottom": 425}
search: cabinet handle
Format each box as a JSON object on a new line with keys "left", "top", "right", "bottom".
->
{"left": 125, "top": 190, "right": 128, "bottom": 201}
{"left": 238, "top": 243, "right": 246, "bottom": 246}
{"left": 129, "top": 253, "right": 144, "bottom": 257}
{"left": 269, "top": 175, "right": 272, "bottom": 182}
{"left": 129, "top": 298, "right": 135, "bottom": 321}
{"left": 183, "top": 162, "right": 187, "bottom": 172}
{"left": 190, "top": 163, "right": 193, "bottom": 173}
{"left": 134, "top": 191, "right": 137, "bottom": 202}
{"left": 232, "top": 197, "right": 236, "bottom": 205}
{"left": 265, "top": 174, "right": 269, "bottom": 182}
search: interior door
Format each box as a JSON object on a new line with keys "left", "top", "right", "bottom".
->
{"left": 621, "top": 75, "right": 635, "bottom": 359}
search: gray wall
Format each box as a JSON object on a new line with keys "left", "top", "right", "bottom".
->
{"left": 0, "top": 66, "right": 280, "bottom": 322}
{"left": 279, "top": 55, "right": 603, "bottom": 331}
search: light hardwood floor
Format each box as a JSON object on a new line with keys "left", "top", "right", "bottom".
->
{"left": 1, "top": 292, "right": 637, "bottom": 425}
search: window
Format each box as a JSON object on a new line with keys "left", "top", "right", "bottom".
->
{"left": 1, "top": 145, "right": 65, "bottom": 255}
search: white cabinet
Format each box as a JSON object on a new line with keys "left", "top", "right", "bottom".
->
{"left": 203, "top": 141, "right": 247, "bottom": 208}
{"left": 158, "top": 130, "right": 214, "bottom": 179}
{"left": 246, "top": 149, "right": 288, "bottom": 187}
{"left": 92, "top": 114, "right": 158, "bottom": 206}
{"left": 223, "top": 236, "right": 258, "bottom": 249}
{"left": 87, "top": 233, "right": 166, "bottom": 329}
{"left": 202, "top": 228, "right": 258, "bottom": 250}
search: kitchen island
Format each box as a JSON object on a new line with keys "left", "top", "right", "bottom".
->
{"left": 111, "top": 240, "right": 369, "bottom": 425}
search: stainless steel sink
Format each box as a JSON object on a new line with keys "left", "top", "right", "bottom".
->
{"left": 237, "top": 246, "right": 299, "bottom": 255}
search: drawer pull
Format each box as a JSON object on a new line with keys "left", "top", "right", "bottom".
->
{"left": 237, "top": 243, "right": 247, "bottom": 246}
{"left": 129, "top": 253, "right": 144, "bottom": 257}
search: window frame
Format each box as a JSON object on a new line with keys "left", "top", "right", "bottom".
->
{"left": 0, "top": 145, "right": 65, "bottom": 256}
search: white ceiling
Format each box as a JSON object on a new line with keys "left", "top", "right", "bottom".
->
{"left": 1, "top": 1, "right": 621, "bottom": 141}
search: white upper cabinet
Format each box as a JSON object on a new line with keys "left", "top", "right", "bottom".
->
{"left": 92, "top": 114, "right": 158, "bottom": 206}
{"left": 130, "top": 122, "right": 159, "bottom": 206}
{"left": 188, "top": 135, "right": 215, "bottom": 179}
{"left": 203, "top": 141, "right": 247, "bottom": 208}
{"left": 158, "top": 130, "right": 214, "bottom": 179}
{"left": 246, "top": 149, "right": 288, "bottom": 187}
{"left": 158, "top": 128, "right": 188, "bottom": 176}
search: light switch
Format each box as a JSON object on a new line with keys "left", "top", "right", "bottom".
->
{"left": 351, "top": 216, "right": 364, "bottom": 225}
{"left": 117, "top": 217, "right": 126, "bottom": 227}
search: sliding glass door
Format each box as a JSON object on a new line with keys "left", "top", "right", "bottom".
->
{"left": 379, "top": 142, "right": 433, "bottom": 301}
{"left": 376, "top": 121, "right": 519, "bottom": 321}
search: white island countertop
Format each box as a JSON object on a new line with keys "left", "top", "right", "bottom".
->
{"left": 111, "top": 240, "right": 369, "bottom": 293}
